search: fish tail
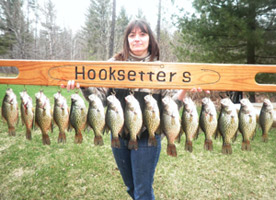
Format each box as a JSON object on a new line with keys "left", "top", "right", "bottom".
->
{"left": 241, "top": 140, "right": 251, "bottom": 151}
{"left": 94, "top": 135, "right": 104, "bottom": 146}
{"left": 148, "top": 136, "right": 157, "bottom": 147}
{"left": 8, "top": 126, "right": 16, "bottom": 136}
{"left": 58, "top": 131, "right": 66, "bottom": 144}
{"left": 42, "top": 133, "right": 51, "bottom": 145}
{"left": 167, "top": 144, "right": 177, "bottom": 157}
{"left": 204, "top": 139, "right": 213, "bottom": 151}
{"left": 128, "top": 139, "right": 138, "bottom": 150}
{"left": 26, "top": 128, "right": 32, "bottom": 140}
{"left": 185, "top": 140, "right": 193, "bottom": 152}
{"left": 111, "top": 137, "right": 120, "bottom": 148}
{"left": 222, "top": 143, "right": 232, "bottom": 155}
{"left": 74, "top": 131, "right": 83, "bottom": 144}
{"left": 262, "top": 133, "right": 268, "bottom": 143}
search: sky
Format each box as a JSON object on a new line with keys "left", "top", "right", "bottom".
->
{"left": 50, "top": 0, "right": 194, "bottom": 33}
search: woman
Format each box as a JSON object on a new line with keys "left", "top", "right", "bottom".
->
{"left": 66, "top": 19, "right": 184, "bottom": 200}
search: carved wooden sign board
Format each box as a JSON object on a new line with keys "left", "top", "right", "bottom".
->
{"left": 0, "top": 59, "right": 276, "bottom": 92}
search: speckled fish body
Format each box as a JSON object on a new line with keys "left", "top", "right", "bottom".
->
{"left": 238, "top": 98, "right": 257, "bottom": 150}
{"left": 106, "top": 94, "right": 124, "bottom": 148}
{"left": 87, "top": 94, "right": 105, "bottom": 146}
{"left": 35, "top": 91, "right": 52, "bottom": 145}
{"left": 182, "top": 97, "right": 199, "bottom": 152}
{"left": 1, "top": 88, "right": 18, "bottom": 136}
{"left": 259, "top": 98, "right": 274, "bottom": 142}
{"left": 218, "top": 98, "right": 239, "bottom": 154}
{"left": 124, "top": 94, "right": 143, "bottom": 150}
{"left": 143, "top": 94, "right": 160, "bottom": 146}
{"left": 20, "top": 90, "right": 34, "bottom": 140}
{"left": 69, "top": 93, "right": 87, "bottom": 144}
{"left": 199, "top": 97, "right": 217, "bottom": 151}
{"left": 53, "top": 91, "right": 69, "bottom": 143}
{"left": 161, "top": 95, "right": 181, "bottom": 157}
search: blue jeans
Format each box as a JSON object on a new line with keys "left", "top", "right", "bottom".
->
{"left": 112, "top": 134, "right": 161, "bottom": 200}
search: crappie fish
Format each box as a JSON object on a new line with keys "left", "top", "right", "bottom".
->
{"left": 182, "top": 97, "right": 199, "bottom": 152}
{"left": 1, "top": 88, "right": 18, "bottom": 136}
{"left": 124, "top": 94, "right": 143, "bottom": 150}
{"left": 162, "top": 95, "right": 181, "bottom": 157}
{"left": 217, "top": 98, "right": 239, "bottom": 154}
{"left": 238, "top": 98, "right": 257, "bottom": 151}
{"left": 20, "top": 90, "right": 34, "bottom": 140}
{"left": 35, "top": 91, "right": 52, "bottom": 145}
{"left": 199, "top": 97, "right": 217, "bottom": 151}
{"left": 87, "top": 94, "right": 105, "bottom": 146}
{"left": 143, "top": 94, "right": 160, "bottom": 146}
{"left": 69, "top": 93, "right": 87, "bottom": 144}
{"left": 53, "top": 91, "right": 69, "bottom": 143}
{"left": 259, "top": 98, "right": 274, "bottom": 142}
{"left": 106, "top": 94, "right": 124, "bottom": 148}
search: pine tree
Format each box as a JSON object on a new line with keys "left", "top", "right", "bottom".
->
{"left": 174, "top": 0, "right": 276, "bottom": 64}
{"left": 114, "top": 6, "right": 130, "bottom": 54}
{"left": 83, "top": 0, "right": 111, "bottom": 60}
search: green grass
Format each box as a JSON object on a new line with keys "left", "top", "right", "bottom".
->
{"left": 0, "top": 85, "right": 276, "bottom": 200}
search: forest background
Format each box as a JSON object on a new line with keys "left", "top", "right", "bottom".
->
{"left": 0, "top": 0, "right": 276, "bottom": 89}
{"left": 0, "top": 1, "right": 276, "bottom": 199}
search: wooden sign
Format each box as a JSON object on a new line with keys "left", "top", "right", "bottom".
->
{"left": 0, "top": 59, "right": 276, "bottom": 92}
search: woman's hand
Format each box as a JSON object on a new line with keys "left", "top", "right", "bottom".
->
{"left": 60, "top": 80, "right": 80, "bottom": 91}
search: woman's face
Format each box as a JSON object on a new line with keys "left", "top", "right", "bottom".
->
{"left": 128, "top": 27, "right": 149, "bottom": 57}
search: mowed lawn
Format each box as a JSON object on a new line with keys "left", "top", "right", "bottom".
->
{"left": 0, "top": 85, "right": 276, "bottom": 200}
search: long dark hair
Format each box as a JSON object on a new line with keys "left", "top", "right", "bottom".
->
{"left": 114, "top": 20, "right": 160, "bottom": 61}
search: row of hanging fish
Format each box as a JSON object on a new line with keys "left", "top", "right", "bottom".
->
{"left": 1, "top": 88, "right": 275, "bottom": 157}
{"left": 160, "top": 95, "right": 274, "bottom": 156}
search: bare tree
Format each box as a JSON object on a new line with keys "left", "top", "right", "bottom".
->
{"left": 109, "top": 0, "right": 116, "bottom": 58}
{"left": 39, "top": 0, "right": 60, "bottom": 59}
{"left": 157, "top": 0, "right": 161, "bottom": 42}
{"left": 0, "top": 0, "right": 33, "bottom": 59}
{"left": 159, "top": 29, "right": 178, "bottom": 62}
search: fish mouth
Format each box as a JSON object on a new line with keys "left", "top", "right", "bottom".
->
{"left": 9, "top": 98, "right": 14, "bottom": 105}
{"left": 106, "top": 100, "right": 112, "bottom": 106}
{"left": 240, "top": 99, "right": 246, "bottom": 106}
{"left": 71, "top": 99, "right": 77, "bottom": 103}
{"left": 263, "top": 99, "right": 270, "bottom": 106}
{"left": 125, "top": 95, "right": 132, "bottom": 103}
{"left": 185, "top": 108, "right": 191, "bottom": 113}
{"left": 56, "top": 103, "right": 65, "bottom": 109}
{"left": 201, "top": 98, "right": 208, "bottom": 104}
{"left": 71, "top": 94, "right": 79, "bottom": 103}
{"left": 38, "top": 100, "right": 47, "bottom": 109}
{"left": 220, "top": 98, "right": 232, "bottom": 107}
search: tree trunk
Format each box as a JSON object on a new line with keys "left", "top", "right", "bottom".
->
{"left": 109, "top": 0, "right": 116, "bottom": 58}
{"left": 247, "top": 1, "right": 257, "bottom": 102}
{"left": 157, "top": 0, "right": 161, "bottom": 42}
{"left": 247, "top": 1, "right": 256, "bottom": 64}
